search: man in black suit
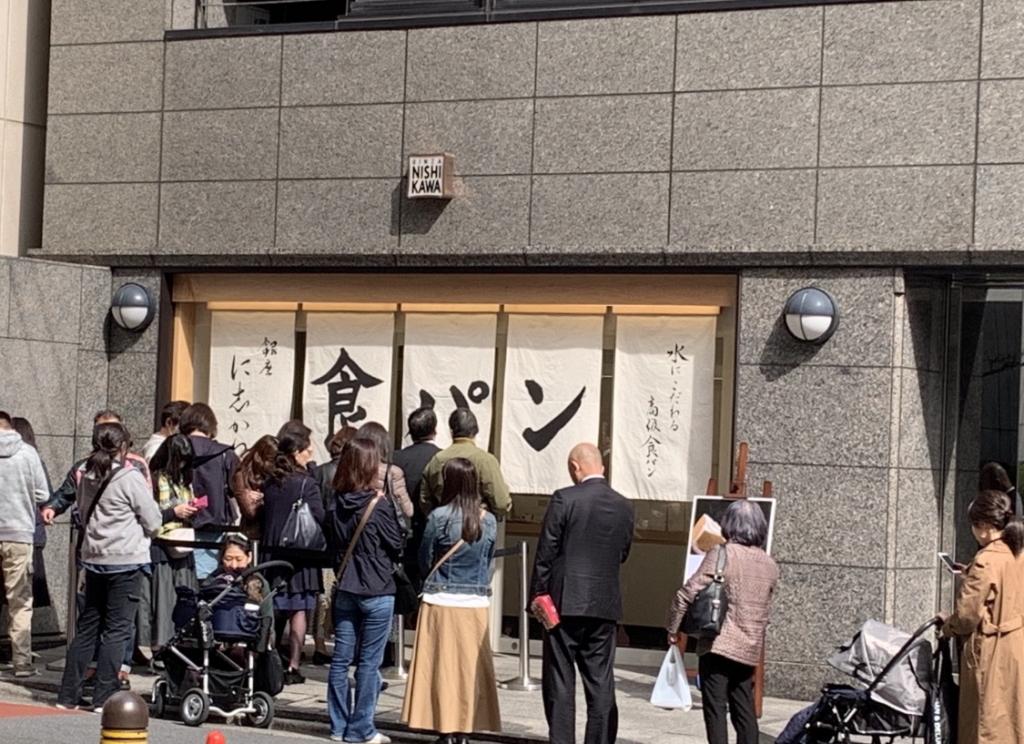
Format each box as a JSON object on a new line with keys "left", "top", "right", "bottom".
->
{"left": 531, "top": 442, "right": 635, "bottom": 744}
{"left": 393, "top": 407, "right": 441, "bottom": 586}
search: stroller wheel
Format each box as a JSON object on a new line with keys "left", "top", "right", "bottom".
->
{"left": 246, "top": 691, "right": 274, "bottom": 729}
{"left": 150, "top": 681, "right": 167, "bottom": 719}
{"left": 180, "top": 688, "right": 210, "bottom": 727}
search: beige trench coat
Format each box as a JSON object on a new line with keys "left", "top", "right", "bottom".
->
{"left": 945, "top": 540, "right": 1024, "bottom": 744}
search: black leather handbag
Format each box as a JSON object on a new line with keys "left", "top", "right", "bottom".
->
{"left": 680, "top": 545, "right": 729, "bottom": 639}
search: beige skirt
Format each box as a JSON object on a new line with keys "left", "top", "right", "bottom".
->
{"left": 400, "top": 602, "right": 502, "bottom": 734}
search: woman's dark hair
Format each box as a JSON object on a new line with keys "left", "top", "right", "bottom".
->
{"left": 221, "top": 533, "right": 253, "bottom": 557}
{"left": 272, "top": 426, "right": 312, "bottom": 478}
{"left": 179, "top": 403, "right": 218, "bottom": 438}
{"left": 980, "top": 462, "right": 1014, "bottom": 493}
{"left": 327, "top": 426, "right": 358, "bottom": 458}
{"left": 277, "top": 419, "right": 312, "bottom": 441}
{"left": 439, "top": 458, "right": 483, "bottom": 544}
{"left": 721, "top": 500, "right": 769, "bottom": 549}
{"left": 237, "top": 435, "right": 278, "bottom": 490}
{"left": 160, "top": 400, "right": 189, "bottom": 429}
{"left": 333, "top": 438, "right": 380, "bottom": 494}
{"left": 449, "top": 408, "right": 479, "bottom": 439}
{"left": 11, "top": 417, "right": 37, "bottom": 449}
{"left": 356, "top": 421, "right": 393, "bottom": 463}
{"left": 150, "top": 433, "right": 194, "bottom": 487}
{"left": 969, "top": 489, "right": 1024, "bottom": 556}
{"left": 86, "top": 423, "right": 131, "bottom": 481}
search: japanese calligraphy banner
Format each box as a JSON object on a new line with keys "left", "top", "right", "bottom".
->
{"left": 500, "top": 315, "right": 604, "bottom": 494}
{"left": 303, "top": 313, "right": 395, "bottom": 464}
{"left": 209, "top": 312, "right": 296, "bottom": 449}
{"left": 611, "top": 316, "right": 716, "bottom": 500}
{"left": 402, "top": 314, "right": 497, "bottom": 450}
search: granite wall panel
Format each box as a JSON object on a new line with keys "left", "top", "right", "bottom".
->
{"left": 42, "top": 183, "right": 159, "bottom": 254}
{"left": 282, "top": 31, "right": 406, "bottom": 106}
{"left": 48, "top": 43, "right": 163, "bottom": 115}
{"left": 51, "top": 0, "right": 165, "bottom": 45}
{"left": 164, "top": 36, "right": 281, "bottom": 110}
{"left": 161, "top": 109, "right": 280, "bottom": 182}
{"left": 673, "top": 88, "right": 819, "bottom": 170}
{"left": 45, "top": 113, "right": 162, "bottom": 184}
{"left": 675, "top": 6, "right": 822, "bottom": 91}
{"left": 669, "top": 169, "right": 815, "bottom": 249}
{"left": 822, "top": 0, "right": 980, "bottom": 85}
{"left": 537, "top": 16, "right": 675, "bottom": 96}
{"left": 534, "top": 95, "right": 672, "bottom": 174}
{"left": 279, "top": 105, "right": 404, "bottom": 179}
{"left": 405, "top": 24, "right": 536, "bottom": 102}
{"left": 819, "top": 82, "right": 976, "bottom": 167}
{"left": 403, "top": 99, "right": 533, "bottom": 176}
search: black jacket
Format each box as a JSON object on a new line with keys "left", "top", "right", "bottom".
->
{"left": 530, "top": 477, "right": 635, "bottom": 622}
{"left": 189, "top": 436, "right": 240, "bottom": 531}
{"left": 328, "top": 488, "right": 404, "bottom": 597}
{"left": 261, "top": 471, "right": 326, "bottom": 594}
{"left": 393, "top": 441, "right": 440, "bottom": 532}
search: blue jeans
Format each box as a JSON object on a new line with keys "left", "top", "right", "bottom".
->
{"left": 328, "top": 591, "right": 395, "bottom": 741}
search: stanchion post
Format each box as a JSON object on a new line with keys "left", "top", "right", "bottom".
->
{"left": 381, "top": 614, "right": 408, "bottom": 681}
{"left": 499, "top": 541, "right": 540, "bottom": 692}
{"left": 66, "top": 523, "right": 78, "bottom": 644}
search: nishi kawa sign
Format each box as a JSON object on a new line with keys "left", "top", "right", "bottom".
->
{"left": 407, "top": 153, "right": 455, "bottom": 199}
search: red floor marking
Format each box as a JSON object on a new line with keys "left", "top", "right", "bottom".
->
{"left": 0, "top": 701, "right": 84, "bottom": 718}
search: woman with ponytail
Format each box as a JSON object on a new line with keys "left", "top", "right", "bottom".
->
{"left": 941, "top": 489, "right": 1024, "bottom": 744}
{"left": 258, "top": 422, "right": 324, "bottom": 685}
{"left": 56, "top": 423, "right": 162, "bottom": 711}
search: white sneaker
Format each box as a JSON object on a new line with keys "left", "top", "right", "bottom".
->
{"left": 363, "top": 735, "right": 391, "bottom": 744}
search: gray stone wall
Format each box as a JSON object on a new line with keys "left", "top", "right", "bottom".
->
{"left": 35, "top": 0, "right": 1024, "bottom": 267}
{"left": 0, "top": 256, "right": 111, "bottom": 637}
{"left": 735, "top": 268, "right": 947, "bottom": 699}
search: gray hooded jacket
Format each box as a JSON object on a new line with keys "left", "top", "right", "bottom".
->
{"left": 0, "top": 430, "right": 50, "bottom": 544}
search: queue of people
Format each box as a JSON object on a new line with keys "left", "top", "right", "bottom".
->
{"left": 7, "top": 389, "right": 1023, "bottom": 744}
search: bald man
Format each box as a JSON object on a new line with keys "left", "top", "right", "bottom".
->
{"left": 530, "top": 443, "right": 635, "bottom": 744}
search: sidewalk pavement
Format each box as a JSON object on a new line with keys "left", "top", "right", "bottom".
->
{"left": 5, "top": 645, "right": 810, "bottom": 743}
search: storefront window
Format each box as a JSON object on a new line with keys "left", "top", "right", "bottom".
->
{"left": 170, "top": 272, "right": 737, "bottom": 645}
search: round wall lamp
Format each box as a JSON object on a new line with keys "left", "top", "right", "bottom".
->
{"left": 783, "top": 287, "right": 839, "bottom": 344}
{"left": 110, "top": 283, "right": 155, "bottom": 332}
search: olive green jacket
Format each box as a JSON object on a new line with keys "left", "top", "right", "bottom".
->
{"left": 422, "top": 438, "right": 512, "bottom": 517}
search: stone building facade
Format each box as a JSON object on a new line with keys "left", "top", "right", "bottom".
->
{"left": 2, "top": 0, "right": 1021, "bottom": 697}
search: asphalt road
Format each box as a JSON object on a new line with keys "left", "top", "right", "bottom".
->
{"left": 0, "top": 698, "right": 339, "bottom": 744}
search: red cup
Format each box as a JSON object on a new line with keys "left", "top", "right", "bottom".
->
{"left": 530, "top": 594, "right": 561, "bottom": 630}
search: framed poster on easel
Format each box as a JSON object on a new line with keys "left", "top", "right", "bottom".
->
{"left": 683, "top": 495, "right": 777, "bottom": 583}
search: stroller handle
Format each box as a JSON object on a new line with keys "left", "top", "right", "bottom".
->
{"left": 242, "top": 560, "right": 294, "bottom": 580}
{"left": 864, "top": 617, "right": 941, "bottom": 694}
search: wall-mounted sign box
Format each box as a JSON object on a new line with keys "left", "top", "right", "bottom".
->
{"left": 407, "top": 153, "right": 455, "bottom": 199}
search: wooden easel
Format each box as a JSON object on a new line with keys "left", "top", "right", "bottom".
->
{"left": 680, "top": 441, "right": 772, "bottom": 717}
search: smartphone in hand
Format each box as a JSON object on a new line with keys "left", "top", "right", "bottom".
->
{"left": 192, "top": 495, "right": 209, "bottom": 510}
{"left": 938, "top": 552, "right": 962, "bottom": 574}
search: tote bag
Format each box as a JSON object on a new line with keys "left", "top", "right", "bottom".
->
{"left": 650, "top": 645, "right": 693, "bottom": 710}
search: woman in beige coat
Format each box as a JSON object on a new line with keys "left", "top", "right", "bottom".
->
{"left": 942, "top": 489, "right": 1024, "bottom": 744}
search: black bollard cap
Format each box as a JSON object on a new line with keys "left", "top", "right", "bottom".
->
{"left": 101, "top": 690, "right": 150, "bottom": 730}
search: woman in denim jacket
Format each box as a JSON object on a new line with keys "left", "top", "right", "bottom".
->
{"left": 401, "top": 458, "right": 501, "bottom": 744}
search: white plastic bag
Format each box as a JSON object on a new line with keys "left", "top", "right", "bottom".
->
{"left": 649, "top": 645, "right": 693, "bottom": 710}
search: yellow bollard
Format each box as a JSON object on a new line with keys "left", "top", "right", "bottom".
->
{"left": 100, "top": 690, "right": 149, "bottom": 743}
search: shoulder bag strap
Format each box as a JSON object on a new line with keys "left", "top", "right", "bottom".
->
{"left": 713, "top": 544, "right": 728, "bottom": 580}
{"left": 335, "top": 494, "right": 383, "bottom": 582}
{"left": 422, "top": 539, "right": 465, "bottom": 587}
{"left": 74, "top": 470, "right": 117, "bottom": 558}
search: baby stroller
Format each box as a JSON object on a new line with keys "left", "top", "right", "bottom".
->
{"left": 781, "top": 618, "right": 957, "bottom": 744}
{"left": 151, "top": 560, "right": 293, "bottom": 728}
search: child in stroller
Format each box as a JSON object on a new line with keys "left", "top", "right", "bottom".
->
{"left": 152, "top": 534, "right": 292, "bottom": 728}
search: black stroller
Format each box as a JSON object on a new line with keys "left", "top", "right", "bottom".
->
{"left": 781, "top": 618, "right": 957, "bottom": 744}
{"left": 151, "top": 560, "right": 293, "bottom": 728}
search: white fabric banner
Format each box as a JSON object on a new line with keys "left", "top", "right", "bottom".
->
{"left": 500, "top": 315, "right": 604, "bottom": 494}
{"left": 303, "top": 313, "right": 395, "bottom": 464}
{"left": 611, "top": 316, "right": 716, "bottom": 500}
{"left": 402, "top": 314, "right": 497, "bottom": 450}
{"left": 209, "top": 312, "right": 296, "bottom": 449}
